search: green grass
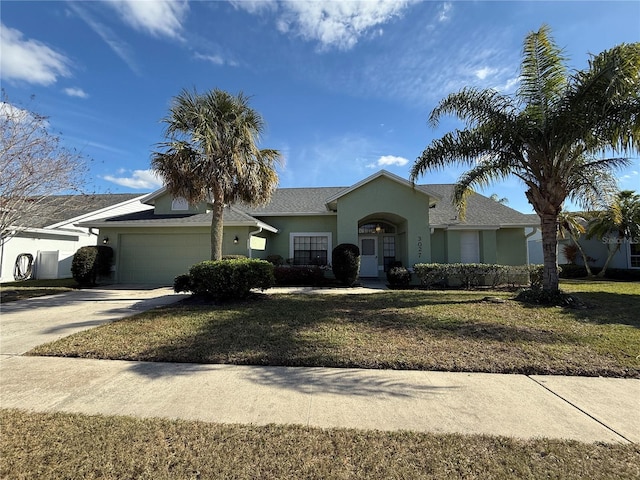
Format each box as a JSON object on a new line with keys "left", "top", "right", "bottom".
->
{"left": 28, "top": 280, "right": 640, "bottom": 378}
{"left": 0, "top": 278, "right": 79, "bottom": 302}
{"left": 2, "top": 409, "right": 638, "bottom": 480}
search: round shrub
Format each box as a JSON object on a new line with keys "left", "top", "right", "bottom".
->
{"left": 332, "top": 243, "right": 360, "bottom": 287}
{"left": 187, "top": 258, "right": 274, "bottom": 299}
{"left": 386, "top": 266, "right": 411, "bottom": 288}
{"left": 71, "top": 245, "right": 113, "bottom": 286}
{"left": 173, "top": 274, "right": 192, "bottom": 293}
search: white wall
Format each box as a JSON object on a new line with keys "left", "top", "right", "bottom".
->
{"left": 0, "top": 231, "right": 96, "bottom": 282}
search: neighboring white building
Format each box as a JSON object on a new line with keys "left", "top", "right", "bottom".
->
{"left": 0, "top": 194, "right": 151, "bottom": 282}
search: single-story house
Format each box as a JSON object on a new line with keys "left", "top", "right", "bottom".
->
{"left": 81, "top": 170, "right": 539, "bottom": 285}
{"left": 556, "top": 230, "right": 640, "bottom": 270}
{"left": 0, "top": 194, "right": 150, "bottom": 282}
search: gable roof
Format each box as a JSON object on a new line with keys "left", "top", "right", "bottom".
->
{"left": 324, "top": 170, "right": 440, "bottom": 207}
{"left": 423, "top": 185, "right": 537, "bottom": 228}
{"left": 79, "top": 205, "right": 278, "bottom": 233}
{"left": 28, "top": 194, "right": 143, "bottom": 229}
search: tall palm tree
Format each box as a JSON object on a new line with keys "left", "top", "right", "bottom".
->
{"left": 586, "top": 190, "right": 640, "bottom": 276}
{"left": 152, "top": 88, "right": 281, "bottom": 260}
{"left": 410, "top": 25, "right": 639, "bottom": 292}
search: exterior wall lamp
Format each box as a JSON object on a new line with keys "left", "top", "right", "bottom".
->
{"left": 233, "top": 236, "right": 239, "bottom": 244}
{"left": 102, "top": 237, "right": 109, "bottom": 245}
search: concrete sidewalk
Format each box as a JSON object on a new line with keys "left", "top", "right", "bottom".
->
{"left": 1, "top": 356, "right": 638, "bottom": 443}
{"left": 1, "top": 285, "right": 638, "bottom": 444}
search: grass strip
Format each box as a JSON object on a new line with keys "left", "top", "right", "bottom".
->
{"left": 2, "top": 409, "right": 639, "bottom": 480}
{"left": 1, "top": 278, "right": 79, "bottom": 302}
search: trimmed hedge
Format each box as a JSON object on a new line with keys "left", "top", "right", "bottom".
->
{"left": 274, "top": 266, "right": 325, "bottom": 286}
{"left": 413, "top": 263, "right": 543, "bottom": 289}
{"left": 332, "top": 243, "right": 360, "bottom": 287}
{"left": 71, "top": 246, "right": 113, "bottom": 286}
{"left": 174, "top": 258, "right": 274, "bottom": 299}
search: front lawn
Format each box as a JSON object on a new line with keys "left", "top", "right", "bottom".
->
{"left": 2, "top": 409, "right": 638, "bottom": 480}
{"left": 28, "top": 280, "right": 640, "bottom": 378}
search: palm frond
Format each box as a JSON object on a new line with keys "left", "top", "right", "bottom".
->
{"left": 518, "top": 24, "right": 568, "bottom": 121}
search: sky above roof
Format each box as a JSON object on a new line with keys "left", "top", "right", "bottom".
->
{"left": 2, "top": 0, "right": 639, "bottom": 214}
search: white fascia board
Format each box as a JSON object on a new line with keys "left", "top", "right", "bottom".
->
{"left": 45, "top": 195, "right": 151, "bottom": 230}
{"left": 251, "top": 212, "right": 336, "bottom": 217}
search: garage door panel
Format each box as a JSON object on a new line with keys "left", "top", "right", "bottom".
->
{"left": 118, "top": 234, "right": 209, "bottom": 284}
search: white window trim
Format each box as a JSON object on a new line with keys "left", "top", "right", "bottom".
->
{"left": 629, "top": 241, "right": 640, "bottom": 269}
{"left": 171, "top": 197, "right": 189, "bottom": 211}
{"left": 289, "top": 232, "right": 333, "bottom": 266}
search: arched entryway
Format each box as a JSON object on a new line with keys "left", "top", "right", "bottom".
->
{"left": 358, "top": 214, "right": 407, "bottom": 277}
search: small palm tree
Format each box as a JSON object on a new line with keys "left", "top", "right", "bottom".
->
{"left": 558, "top": 210, "right": 593, "bottom": 276}
{"left": 410, "top": 25, "right": 639, "bottom": 292}
{"left": 152, "top": 88, "right": 281, "bottom": 260}
{"left": 586, "top": 190, "right": 640, "bottom": 276}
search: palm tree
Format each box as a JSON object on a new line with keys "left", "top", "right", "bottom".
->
{"left": 586, "top": 190, "right": 640, "bottom": 277}
{"left": 410, "top": 25, "right": 639, "bottom": 292}
{"left": 558, "top": 210, "right": 593, "bottom": 276}
{"left": 152, "top": 88, "right": 281, "bottom": 260}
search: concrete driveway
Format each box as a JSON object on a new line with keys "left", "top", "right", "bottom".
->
{"left": 0, "top": 285, "right": 186, "bottom": 356}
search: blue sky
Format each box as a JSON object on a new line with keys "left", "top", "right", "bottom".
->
{"left": 2, "top": 0, "right": 639, "bottom": 213}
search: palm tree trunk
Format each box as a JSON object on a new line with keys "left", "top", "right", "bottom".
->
{"left": 210, "top": 189, "right": 225, "bottom": 261}
{"left": 570, "top": 234, "right": 593, "bottom": 276}
{"left": 597, "top": 241, "right": 620, "bottom": 278}
{"left": 540, "top": 213, "right": 560, "bottom": 291}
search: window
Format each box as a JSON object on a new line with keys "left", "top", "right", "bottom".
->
{"left": 290, "top": 233, "right": 331, "bottom": 266}
{"left": 460, "top": 231, "right": 480, "bottom": 263}
{"left": 630, "top": 242, "right": 640, "bottom": 268}
{"left": 171, "top": 197, "right": 189, "bottom": 211}
{"left": 383, "top": 236, "right": 396, "bottom": 271}
{"left": 358, "top": 222, "right": 396, "bottom": 234}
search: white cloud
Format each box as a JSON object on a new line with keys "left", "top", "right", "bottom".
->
{"left": 0, "top": 23, "right": 71, "bottom": 85}
{"left": 475, "top": 66, "right": 496, "bottom": 80}
{"left": 67, "top": 3, "right": 141, "bottom": 75}
{"left": 108, "top": 0, "right": 189, "bottom": 40}
{"left": 0, "top": 101, "right": 49, "bottom": 128}
{"left": 367, "top": 155, "right": 409, "bottom": 169}
{"left": 63, "top": 87, "right": 89, "bottom": 99}
{"left": 103, "top": 169, "right": 163, "bottom": 190}
{"left": 438, "top": 2, "right": 452, "bottom": 22}
{"left": 193, "top": 51, "right": 238, "bottom": 67}
{"left": 235, "top": 0, "right": 415, "bottom": 51}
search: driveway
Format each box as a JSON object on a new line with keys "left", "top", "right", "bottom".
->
{"left": 0, "top": 285, "right": 186, "bottom": 356}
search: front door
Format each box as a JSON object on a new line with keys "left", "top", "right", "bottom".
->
{"left": 359, "top": 236, "right": 378, "bottom": 277}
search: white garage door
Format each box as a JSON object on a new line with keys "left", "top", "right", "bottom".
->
{"left": 118, "top": 233, "right": 210, "bottom": 284}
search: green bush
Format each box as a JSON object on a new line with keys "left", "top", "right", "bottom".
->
{"left": 274, "top": 266, "right": 325, "bottom": 286}
{"left": 186, "top": 258, "right": 274, "bottom": 299}
{"left": 332, "top": 243, "right": 360, "bottom": 286}
{"left": 413, "top": 263, "right": 540, "bottom": 289}
{"left": 386, "top": 266, "right": 411, "bottom": 288}
{"left": 173, "top": 274, "right": 192, "bottom": 293}
{"left": 71, "top": 246, "right": 113, "bottom": 286}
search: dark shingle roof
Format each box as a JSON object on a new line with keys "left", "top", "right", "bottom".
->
{"left": 29, "top": 194, "right": 142, "bottom": 228}
{"left": 82, "top": 184, "right": 535, "bottom": 229}
{"left": 243, "top": 187, "right": 346, "bottom": 215}
{"left": 420, "top": 185, "right": 536, "bottom": 227}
